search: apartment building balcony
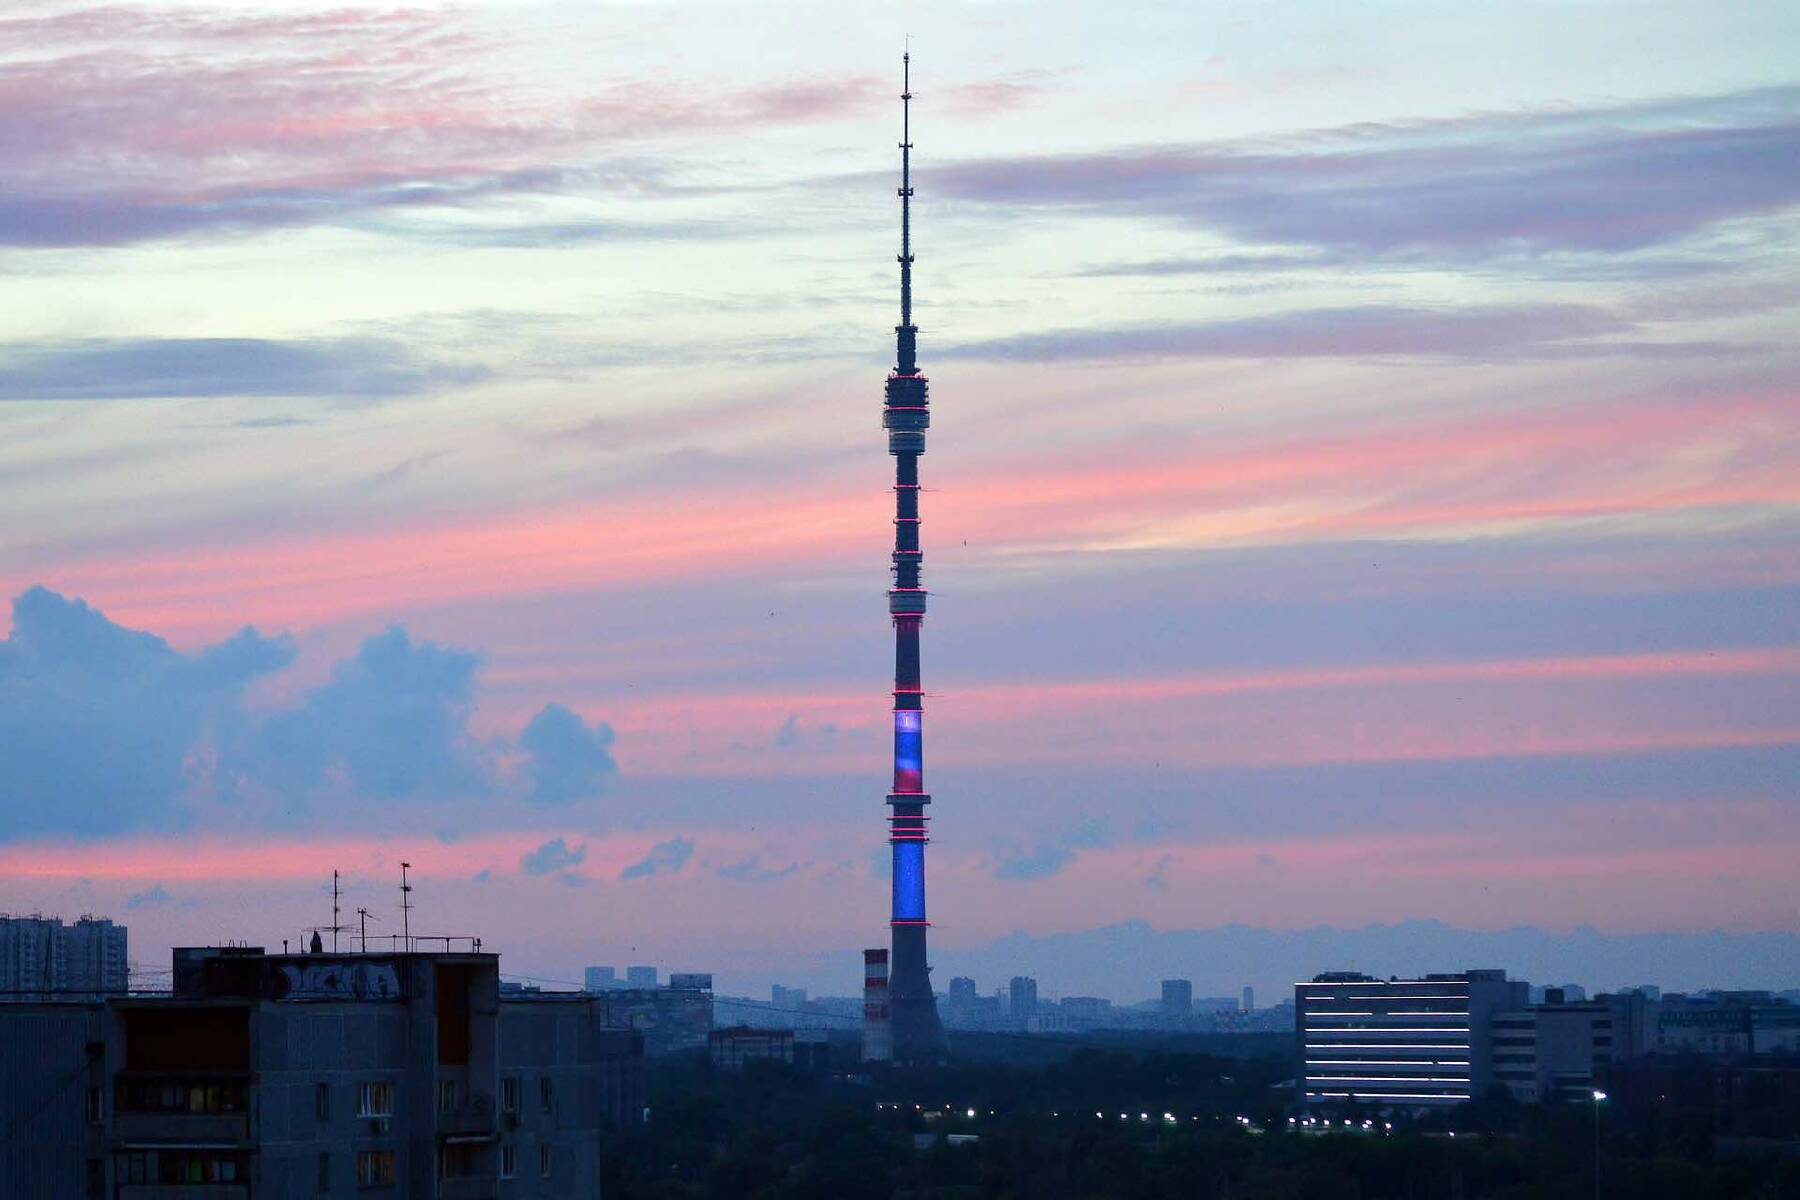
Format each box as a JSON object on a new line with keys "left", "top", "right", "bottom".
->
{"left": 113, "top": 1111, "right": 250, "bottom": 1143}
{"left": 113, "top": 1072, "right": 251, "bottom": 1145}
{"left": 437, "top": 1092, "right": 498, "bottom": 1137}
{"left": 439, "top": 1179, "right": 498, "bottom": 1200}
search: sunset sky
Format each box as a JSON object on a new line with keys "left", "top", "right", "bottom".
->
{"left": 2, "top": 1, "right": 1797, "bottom": 1001}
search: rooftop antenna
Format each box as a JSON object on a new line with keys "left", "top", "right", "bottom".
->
{"left": 304, "top": 869, "right": 350, "bottom": 952}
{"left": 399, "top": 862, "right": 413, "bottom": 953}
{"left": 356, "top": 907, "right": 380, "bottom": 953}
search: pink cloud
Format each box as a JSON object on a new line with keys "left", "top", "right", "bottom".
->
{"left": 976, "top": 834, "right": 1800, "bottom": 935}
{"left": 0, "top": 6, "right": 883, "bottom": 245}
{"left": 506, "top": 647, "right": 1800, "bottom": 778}
{"left": 12, "top": 385, "right": 1793, "bottom": 643}
{"left": 0, "top": 829, "right": 661, "bottom": 885}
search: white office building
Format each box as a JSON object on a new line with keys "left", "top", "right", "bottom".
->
{"left": 1296, "top": 969, "right": 1527, "bottom": 1107}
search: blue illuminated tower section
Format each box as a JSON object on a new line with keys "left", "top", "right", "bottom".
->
{"left": 882, "top": 52, "right": 947, "bottom": 1063}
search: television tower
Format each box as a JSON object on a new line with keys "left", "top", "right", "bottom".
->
{"left": 881, "top": 51, "right": 947, "bottom": 1063}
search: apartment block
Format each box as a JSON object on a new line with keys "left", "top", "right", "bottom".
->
{"left": 0, "top": 945, "right": 643, "bottom": 1198}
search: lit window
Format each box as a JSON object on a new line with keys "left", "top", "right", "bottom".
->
{"left": 356, "top": 1150, "right": 396, "bottom": 1187}
{"left": 358, "top": 1083, "right": 394, "bottom": 1117}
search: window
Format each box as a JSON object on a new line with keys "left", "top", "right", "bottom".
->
{"left": 86, "top": 1157, "right": 103, "bottom": 1199}
{"left": 114, "top": 1078, "right": 247, "bottom": 1114}
{"left": 359, "top": 1082, "right": 395, "bottom": 1117}
{"left": 540, "top": 1076, "right": 554, "bottom": 1112}
{"left": 124, "top": 1153, "right": 238, "bottom": 1185}
{"left": 356, "top": 1150, "right": 396, "bottom": 1187}
{"left": 501, "top": 1145, "right": 516, "bottom": 1179}
{"left": 540, "top": 1143, "right": 552, "bottom": 1177}
{"left": 438, "top": 1079, "right": 458, "bottom": 1113}
{"left": 86, "top": 1085, "right": 103, "bottom": 1123}
{"left": 115, "top": 1152, "right": 150, "bottom": 1184}
{"left": 501, "top": 1076, "right": 519, "bottom": 1114}
{"left": 317, "top": 1151, "right": 331, "bottom": 1193}
{"left": 316, "top": 1082, "right": 330, "bottom": 1122}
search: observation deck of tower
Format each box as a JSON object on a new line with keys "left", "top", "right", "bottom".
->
{"left": 880, "top": 52, "right": 948, "bottom": 1064}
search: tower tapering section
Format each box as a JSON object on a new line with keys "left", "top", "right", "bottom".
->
{"left": 881, "top": 52, "right": 947, "bottom": 1063}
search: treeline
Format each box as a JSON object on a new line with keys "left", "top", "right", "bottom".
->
{"left": 599, "top": 1048, "right": 1800, "bottom": 1199}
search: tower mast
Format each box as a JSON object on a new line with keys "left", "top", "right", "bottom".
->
{"left": 880, "top": 49, "right": 947, "bottom": 1063}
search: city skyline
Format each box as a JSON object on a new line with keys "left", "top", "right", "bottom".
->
{"left": 2, "top": 2, "right": 1799, "bottom": 1002}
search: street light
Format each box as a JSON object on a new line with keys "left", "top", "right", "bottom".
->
{"left": 1591, "top": 1089, "right": 1607, "bottom": 1200}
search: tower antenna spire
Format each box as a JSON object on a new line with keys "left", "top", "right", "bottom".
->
{"left": 896, "top": 48, "right": 917, "bottom": 375}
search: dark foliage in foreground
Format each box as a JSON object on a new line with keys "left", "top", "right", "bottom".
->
{"left": 601, "top": 1045, "right": 1800, "bottom": 1199}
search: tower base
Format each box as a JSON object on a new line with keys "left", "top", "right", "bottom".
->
{"left": 888, "top": 922, "right": 947, "bottom": 1063}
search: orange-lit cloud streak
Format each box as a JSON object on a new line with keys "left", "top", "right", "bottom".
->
{"left": 520, "top": 646, "right": 1800, "bottom": 777}
{"left": 11, "top": 391, "right": 1792, "bottom": 641}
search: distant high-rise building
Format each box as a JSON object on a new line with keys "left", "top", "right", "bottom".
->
{"left": 1491, "top": 998, "right": 1616, "bottom": 1103}
{"left": 1296, "top": 969, "right": 1528, "bottom": 1108}
{"left": 584, "top": 966, "right": 616, "bottom": 992}
{"left": 1161, "top": 979, "right": 1193, "bottom": 1021}
{"left": 772, "top": 984, "right": 809, "bottom": 1009}
{"left": 1008, "top": 976, "right": 1038, "bottom": 1021}
{"left": 626, "top": 965, "right": 657, "bottom": 989}
{"left": 948, "top": 976, "right": 977, "bottom": 1001}
{"left": 0, "top": 913, "right": 127, "bottom": 999}
{"left": 1242, "top": 985, "right": 1254, "bottom": 1012}
{"left": 1059, "top": 996, "right": 1113, "bottom": 1026}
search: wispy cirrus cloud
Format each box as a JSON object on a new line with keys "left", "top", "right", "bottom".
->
{"left": 942, "top": 302, "right": 1714, "bottom": 363}
{"left": 0, "top": 337, "right": 484, "bottom": 401}
{"left": 934, "top": 86, "right": 1800, "bottom": 262}
{"left": 992, "top": 821, "right": 1113, "bottom": 882}
{"left": 0, "top": 6, "right": 880, "bottom": 248}
{"left": 18, "top": 379, "right": 1793, "bottom": 639}
{"left": 716, "top": 854, "right": 800, "bottom": 883}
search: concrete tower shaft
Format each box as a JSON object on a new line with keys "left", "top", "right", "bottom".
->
{"left": 880, "top": 51, "right": 946, "bottom": 1064}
